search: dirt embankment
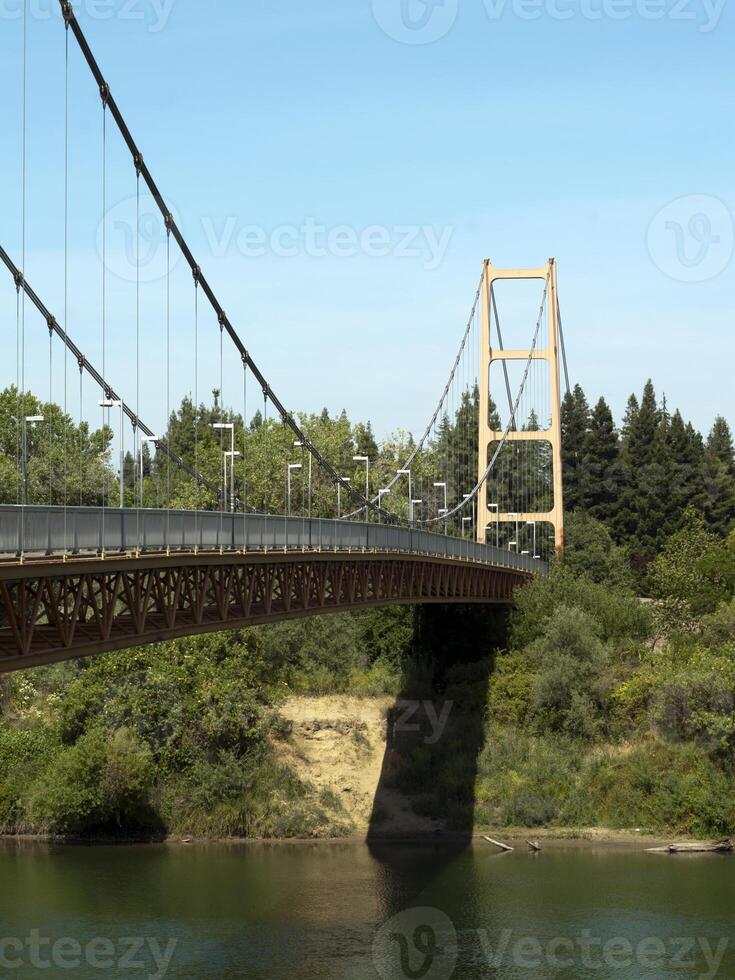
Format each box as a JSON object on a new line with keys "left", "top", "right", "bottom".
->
{"left": 276, "top": 696, "right": 442, "bottom": 837}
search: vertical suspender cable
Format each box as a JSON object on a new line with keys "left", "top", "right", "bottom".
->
{"left": 15, "top": 287, "right": 21, "bottom": 508}
{"left": 242, "top": 360, "right": 248, "bottom": 551}
{"left": 193, "top": 270, "right": 199, "bottom": 546}
{"left": 219, "top": 318, "right": 224, "bottom": 511}
{"left": 48, "top": 324, "right": 53, "bottom": 505}
{"left": 166, "top": 222, "right": 171, "bottom": 549}
{"left": 20, "top": 0, "right": 27, "bottom": 525}
{"left": 557, "top": 297, "right": 571, "bottom": 397}
{"left": 100, "top": 94, "right": 107, "bottom": 552}
{"left": 135, "top": 166, "right": 141, "bottom": 547}
{"left": 63, "top": 20, "right": 69, "bottom": 551}
{"left": 219, "top": 319, "right": 224, "bottom": 545}
{"left": 263, "top": 393, "right": 269, "bottom": 516}
{"left": 78, "top": 364, "right": 83, "bottom": 506}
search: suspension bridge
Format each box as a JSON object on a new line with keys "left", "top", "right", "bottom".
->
{"left": 0, "top": 3, "right": 568, "bottom": 672}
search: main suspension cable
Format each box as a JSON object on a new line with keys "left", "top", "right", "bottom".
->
{"left": 0, "top": 242, "right": 223, "bottom": 503}
{"left": 57, "top": 1, "right": 388, "bottom": 522}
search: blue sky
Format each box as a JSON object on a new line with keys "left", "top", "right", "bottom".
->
{"left": 0, "top": 0, "right": 732, "bottom": 445}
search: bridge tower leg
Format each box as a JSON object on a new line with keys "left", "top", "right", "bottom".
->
{"left": 476, "top": 258, "right": 565, "bottom": 556}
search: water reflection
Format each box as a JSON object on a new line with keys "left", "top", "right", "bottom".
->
{"left": 1, "top": 840, "right": 733, "bottom": 979}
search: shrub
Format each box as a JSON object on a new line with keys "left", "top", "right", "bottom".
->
{"left": 563, "top": 512, "right": 635, "bottom": 590}
{"left": 564, "top": 742, "right": 735, "bottom": 837}
{"left": 701, "top": 599, "right": 735, "bottom": 650}
{"left": 525, "top": 606, "right": 611, "bottom": 739}
{"left": 649, "top": 510, "right": 735, "bottom": 623}
{"left": 27, "top": 728, "right": 155, "bottom": 836}
{"left": 0, "top": 725, "right": 59, "bottom": 831}
{"left": 486, "top": 653, "right": 535, "bottom": 726}
{"left": 511, "top": 566, "right": 651, "bottom": 650}
{"left": 652, "top": 666, "right": 735, "bottom": 753}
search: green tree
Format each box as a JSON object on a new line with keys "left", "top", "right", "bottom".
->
{"left": 582, "top": 397, "right": 620, "bottom": 524}
{"left": 560, "top": 384, "right": 591, "bottom": 512}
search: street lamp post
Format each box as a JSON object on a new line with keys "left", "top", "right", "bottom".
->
{"left": 337, "top": 477, "right": 351, "bottom": 519}
{"left": 99, "top": 399, "right": 124, "bottom": 507}
{"left": 353, "top": 455, "right": 369, "bottom": 522}
{"left": 22, "top": 415, "right": 44, "bottom": 506}
{"left": 527, "top": 520, "right": 538, "bottom": 559}
{"left": 294, "top": 441, "right": 313, "bottom": 518}
{"left": 224, "top": 451, "right": 241, "bottom": 513}
{"left": 434, "top": 482, "right": 448, "bottom": 535}
{"left": 287, "top": 463, "right": 302, "bottom": 516}
{"left": 508, "top": 512, "right": 519, "bottom": 553}
{"left": 463, "top": 493, "right": 476, "bottom": 541}
{"left": 489, "top": 502, "right": 499, "bottom": 548}
{"left": 397, "top": 468, "right": 412, "bottom": 522}
{"left": 139, "top": 436, "right": 159, "bottom": 507}
{"left": 212, "top": 423, "right": 236, "bottom": 512}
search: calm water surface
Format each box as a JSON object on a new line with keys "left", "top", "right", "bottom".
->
{"left": 0, "top": 840, "right": 733, "bottom": 978}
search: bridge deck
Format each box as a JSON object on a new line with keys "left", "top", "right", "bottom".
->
{"left": 0, "top": 507, "right": 545, "bottom": 672}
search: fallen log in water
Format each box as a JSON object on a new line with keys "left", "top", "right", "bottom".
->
{"left": 483, "top": 836, "right": 514, "bottom": 852}
{"left": 647, "top": 839, "right": 733, "bottom": 854}
{"left": 526, "top": 840, "right": 542, "bottom": 852}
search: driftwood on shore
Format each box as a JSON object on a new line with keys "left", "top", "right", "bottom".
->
{"left": 646, "top": 839, "right": 733, "bottom": 854}
{"left": 483, "top": 836, "right": 514, "bottom": 852}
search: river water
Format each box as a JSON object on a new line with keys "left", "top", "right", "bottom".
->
{"left": 0, "top": 840, "right": 733, "bottom": 978}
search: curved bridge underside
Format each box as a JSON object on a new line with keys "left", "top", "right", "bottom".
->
{"left": 0, "top": 551, "right": 530, "bottom": 673}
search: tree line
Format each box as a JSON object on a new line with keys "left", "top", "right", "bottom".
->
{"left": 561, "top": 380, "right": 734, "bottom": 572}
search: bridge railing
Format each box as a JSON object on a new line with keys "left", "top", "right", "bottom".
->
{"left": 0, "top": 506, "right": 546, "bottom": 575}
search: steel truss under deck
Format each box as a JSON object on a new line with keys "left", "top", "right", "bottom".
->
{"left": 0, "top": 551, "right": 528, "bottom": 672}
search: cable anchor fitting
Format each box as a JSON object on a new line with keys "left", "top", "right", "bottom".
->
{"left": 13, "top": 270, "right": 23, "bottom": 293}
{"left": 47, "top": 315, "right": 57, "bottom": 336}
{"left": 61, "top": 1, "right": 73, "bottom": 26}
{"left": 99, "top": 82, "right": 110, "bottom": 107}
{"left": 133, "top": 152, "right": 143, "bottom": 177}
{"left": 192, "top": 265, "right": 201, "bottom": 285}
{"left": 218, "top": 311, "right": 226, "bottom": 332}
{"left": 164, "top": 213, "right": 173, "bottom": 237}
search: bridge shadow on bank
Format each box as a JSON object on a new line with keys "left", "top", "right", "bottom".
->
{"left": 366, "top": 604, "right": 509, "bottom": 901}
